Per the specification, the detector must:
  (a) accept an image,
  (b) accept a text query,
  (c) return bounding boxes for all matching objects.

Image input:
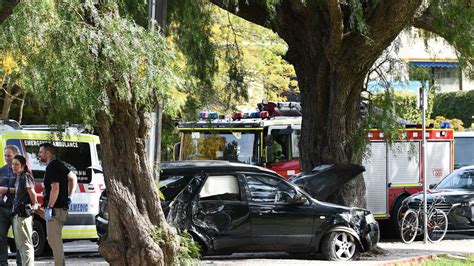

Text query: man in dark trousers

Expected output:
[0,145,21,266]
[38,143,77,266]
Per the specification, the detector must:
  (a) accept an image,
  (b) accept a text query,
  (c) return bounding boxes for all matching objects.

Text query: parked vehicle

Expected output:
[454,131,474,169]
[0,121,104,255]
[175,101,454,229]
[399,196,448,243]
[96,161,379,261]
[400,165,474,234]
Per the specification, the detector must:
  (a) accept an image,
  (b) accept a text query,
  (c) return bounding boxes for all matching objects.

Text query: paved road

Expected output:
[8,241,106,265]
[7,234,474,265]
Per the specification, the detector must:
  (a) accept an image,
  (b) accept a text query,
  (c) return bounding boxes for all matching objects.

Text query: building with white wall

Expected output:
[369,28,473,93]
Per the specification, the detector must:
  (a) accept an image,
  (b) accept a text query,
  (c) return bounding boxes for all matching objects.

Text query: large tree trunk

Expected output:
[274,1,423,208]
[283,23,368,207]
[96,89,179,265]
[210,1,423,207]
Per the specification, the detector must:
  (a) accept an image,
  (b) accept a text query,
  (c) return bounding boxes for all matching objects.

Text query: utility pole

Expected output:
[148,0,167,177]
[418,86,428,244]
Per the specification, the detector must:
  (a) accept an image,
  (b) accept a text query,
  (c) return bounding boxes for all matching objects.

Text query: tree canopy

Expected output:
[1,0,180,125]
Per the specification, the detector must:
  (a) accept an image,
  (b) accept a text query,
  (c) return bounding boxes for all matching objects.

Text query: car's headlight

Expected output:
[365,213,376,224]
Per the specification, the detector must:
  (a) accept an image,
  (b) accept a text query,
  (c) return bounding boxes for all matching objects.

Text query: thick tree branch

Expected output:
[209,0,270,29]
[413,11,473,65]
[0,0,19,24]
[340,0,422,73]
[326,0,344,60]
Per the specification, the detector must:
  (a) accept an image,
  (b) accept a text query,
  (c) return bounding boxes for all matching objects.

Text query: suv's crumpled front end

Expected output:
[289,164,365,201]
[325,207,379,252]
[355,209,380,252]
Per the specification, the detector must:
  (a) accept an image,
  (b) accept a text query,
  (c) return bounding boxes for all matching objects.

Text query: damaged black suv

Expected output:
[96,161,379,261]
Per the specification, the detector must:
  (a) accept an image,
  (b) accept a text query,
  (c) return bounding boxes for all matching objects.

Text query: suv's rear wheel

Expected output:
[321,231,359,261]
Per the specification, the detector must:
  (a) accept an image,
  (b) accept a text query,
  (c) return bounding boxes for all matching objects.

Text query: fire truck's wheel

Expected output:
[321,231,360,261]
[33,219,51,257]
[392,196,408,233]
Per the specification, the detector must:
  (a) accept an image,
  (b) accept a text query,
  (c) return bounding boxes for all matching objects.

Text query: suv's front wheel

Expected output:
[321,231,359,261]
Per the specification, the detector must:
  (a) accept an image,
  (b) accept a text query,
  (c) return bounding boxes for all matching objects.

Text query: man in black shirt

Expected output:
[39,143,77,266]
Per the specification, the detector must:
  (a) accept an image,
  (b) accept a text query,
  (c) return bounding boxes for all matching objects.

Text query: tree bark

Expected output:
[1,82,13,119]
[210,0,422,207]
[0,0,19,24]
[95,86,179,265]
[17,91,26,124]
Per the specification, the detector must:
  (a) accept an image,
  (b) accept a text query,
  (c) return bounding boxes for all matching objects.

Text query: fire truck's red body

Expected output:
[176,102,454,224]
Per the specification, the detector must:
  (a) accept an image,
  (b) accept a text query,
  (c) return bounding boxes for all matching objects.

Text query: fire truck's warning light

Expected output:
[198,112,220,120]
[257,100,302,117]
[440,121,451,129]
[249,112,260,118]
[232,112,243,121]
[198,112,206,119]
[260,111,269,119]
[208,112,218,120]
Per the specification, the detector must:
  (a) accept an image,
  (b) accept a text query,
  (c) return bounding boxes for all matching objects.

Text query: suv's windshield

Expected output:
[436,168,474,189]
[180,131,260,164]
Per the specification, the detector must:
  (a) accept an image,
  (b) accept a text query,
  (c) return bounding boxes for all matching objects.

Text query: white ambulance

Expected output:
[0,121,104,255]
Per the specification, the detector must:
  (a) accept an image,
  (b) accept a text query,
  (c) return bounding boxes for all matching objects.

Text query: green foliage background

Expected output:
[370,89,469,131]
[432,90,474,128]
[1,0,179,126]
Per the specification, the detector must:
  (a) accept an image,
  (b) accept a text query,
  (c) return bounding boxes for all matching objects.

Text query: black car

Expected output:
[96,161,379,261]
[401,165,474,233]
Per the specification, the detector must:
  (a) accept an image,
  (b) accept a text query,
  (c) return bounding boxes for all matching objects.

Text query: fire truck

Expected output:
[175,101,454,225]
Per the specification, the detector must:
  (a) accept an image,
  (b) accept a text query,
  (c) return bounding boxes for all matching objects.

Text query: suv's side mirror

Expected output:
[173,143,180,161]
[289,192,308,205]
[429,183,437,189]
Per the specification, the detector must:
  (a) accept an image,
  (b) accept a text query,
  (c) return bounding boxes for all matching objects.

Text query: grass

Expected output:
[420,254,474,265]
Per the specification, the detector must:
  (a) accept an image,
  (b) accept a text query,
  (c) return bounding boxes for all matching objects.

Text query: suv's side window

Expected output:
[245,174,296,204]
[199,175,241,201]
[159,175,193,202]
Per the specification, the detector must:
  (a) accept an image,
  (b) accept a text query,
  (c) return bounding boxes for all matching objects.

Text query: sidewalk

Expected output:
[202,235,474,265]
